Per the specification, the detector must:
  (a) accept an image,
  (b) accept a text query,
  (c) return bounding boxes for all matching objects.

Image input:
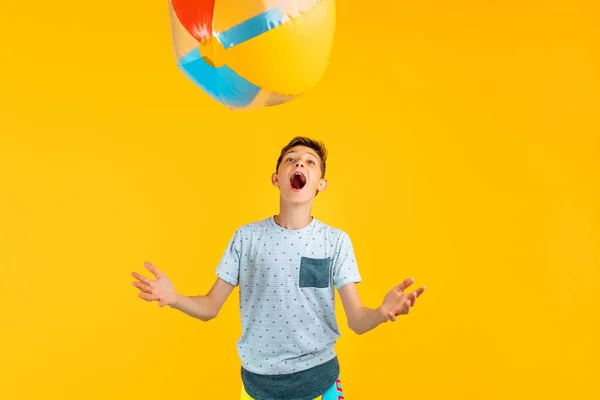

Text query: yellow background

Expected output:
[1,0,599,399]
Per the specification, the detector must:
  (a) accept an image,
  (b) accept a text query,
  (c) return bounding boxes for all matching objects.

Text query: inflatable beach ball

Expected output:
[169,0,336,110]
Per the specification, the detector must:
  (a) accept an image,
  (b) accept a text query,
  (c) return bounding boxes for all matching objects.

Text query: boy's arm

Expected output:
[133,262,237,321]
[171,277,236,322]
[338,277,426,335]
[338,283,387,335]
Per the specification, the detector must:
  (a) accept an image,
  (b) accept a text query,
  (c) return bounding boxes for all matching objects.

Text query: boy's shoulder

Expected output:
[234,216,273,232]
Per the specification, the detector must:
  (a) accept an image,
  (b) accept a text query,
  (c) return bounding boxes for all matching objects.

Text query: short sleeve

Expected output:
[331,231,362,289]
[215,229,242,286]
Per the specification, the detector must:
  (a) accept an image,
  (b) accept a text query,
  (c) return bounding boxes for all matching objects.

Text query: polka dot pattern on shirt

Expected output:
[216,216,362,375]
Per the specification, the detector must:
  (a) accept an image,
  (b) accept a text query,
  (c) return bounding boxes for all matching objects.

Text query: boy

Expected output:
[131,136,426,399]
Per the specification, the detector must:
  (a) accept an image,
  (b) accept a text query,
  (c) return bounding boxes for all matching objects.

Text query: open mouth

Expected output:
[290,172,307,190]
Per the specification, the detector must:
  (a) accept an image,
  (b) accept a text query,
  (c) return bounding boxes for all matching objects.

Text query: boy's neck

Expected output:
[274,200,314,230]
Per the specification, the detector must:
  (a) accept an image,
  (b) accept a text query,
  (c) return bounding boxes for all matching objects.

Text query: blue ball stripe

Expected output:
[216,8,286,48]
[177,48,261,109]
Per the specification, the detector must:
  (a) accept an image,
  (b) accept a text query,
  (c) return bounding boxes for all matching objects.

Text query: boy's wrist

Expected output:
[169,292,181,308]
[377,305,389,323]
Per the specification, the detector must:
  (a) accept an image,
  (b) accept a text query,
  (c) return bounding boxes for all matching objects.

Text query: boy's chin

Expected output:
[281,190,315,204]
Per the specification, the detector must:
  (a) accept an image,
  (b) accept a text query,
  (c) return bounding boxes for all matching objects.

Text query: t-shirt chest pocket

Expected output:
[298,256,331,288]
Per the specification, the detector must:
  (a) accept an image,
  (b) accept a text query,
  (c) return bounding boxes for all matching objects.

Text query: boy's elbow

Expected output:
[198,306,220,322]
[199,314,215,322]
[348,321,366,335]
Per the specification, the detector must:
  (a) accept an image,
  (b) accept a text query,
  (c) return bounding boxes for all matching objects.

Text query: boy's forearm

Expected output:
[348,306,387,335]
[170,294,219,322]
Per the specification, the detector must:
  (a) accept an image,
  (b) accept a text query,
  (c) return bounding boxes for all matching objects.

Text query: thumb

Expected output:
[158,295,167,307]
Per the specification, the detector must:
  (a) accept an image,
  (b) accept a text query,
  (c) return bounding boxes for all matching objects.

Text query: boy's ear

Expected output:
[271,173,279,187]
[318,178,328,192]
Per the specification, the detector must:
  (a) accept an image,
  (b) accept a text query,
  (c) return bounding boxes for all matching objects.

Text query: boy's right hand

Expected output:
[379,277,425,322]
[131,262,177,307]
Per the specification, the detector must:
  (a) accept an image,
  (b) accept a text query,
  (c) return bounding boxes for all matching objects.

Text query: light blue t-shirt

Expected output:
[215,216,362,376]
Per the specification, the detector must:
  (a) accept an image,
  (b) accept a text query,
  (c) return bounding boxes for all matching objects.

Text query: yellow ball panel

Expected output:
[222,0,335,95]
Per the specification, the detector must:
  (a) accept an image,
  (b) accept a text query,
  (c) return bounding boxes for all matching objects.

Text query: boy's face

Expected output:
[272,145,327,204]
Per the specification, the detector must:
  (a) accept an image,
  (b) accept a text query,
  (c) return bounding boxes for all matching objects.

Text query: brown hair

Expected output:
[275,136,328,178]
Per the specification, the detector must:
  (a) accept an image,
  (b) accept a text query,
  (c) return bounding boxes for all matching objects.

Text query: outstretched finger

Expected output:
[132,281,152,294]
[144,261,162,279]
[409,292,417,307]
[395,277,415,292]
[131,272,151,285]
[415,286,426,298]
[403,299,412,314]
[398,299,411,315]
[138,292,158,302]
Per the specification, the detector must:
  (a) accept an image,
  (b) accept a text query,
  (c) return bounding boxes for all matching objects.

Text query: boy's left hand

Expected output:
[379,277,426,322]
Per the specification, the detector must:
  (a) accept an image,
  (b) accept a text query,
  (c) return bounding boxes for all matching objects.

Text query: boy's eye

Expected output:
[308,160,315,165]
[286,158,294,162]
